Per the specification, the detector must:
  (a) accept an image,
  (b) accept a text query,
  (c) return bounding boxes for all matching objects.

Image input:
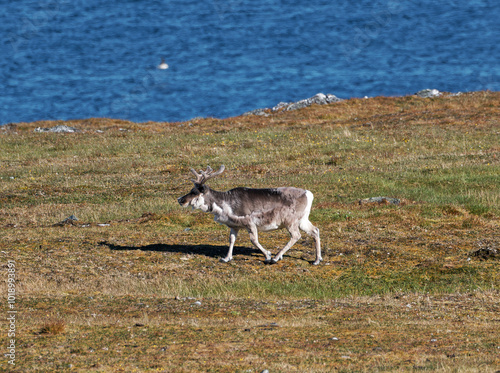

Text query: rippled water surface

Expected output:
[1,0,499,124]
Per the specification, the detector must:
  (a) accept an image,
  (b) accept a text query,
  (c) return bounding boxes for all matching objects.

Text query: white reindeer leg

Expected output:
[312,227,322,265]
[300,219,322,265]
[272,225,301,264]
[248,226,272,263]
[220,228,239,263]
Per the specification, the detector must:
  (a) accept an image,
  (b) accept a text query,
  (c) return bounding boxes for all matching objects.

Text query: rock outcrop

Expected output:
[34,125,80,133]
[272,93,342,112]
[415,89,441,98]
[244,93,342,116]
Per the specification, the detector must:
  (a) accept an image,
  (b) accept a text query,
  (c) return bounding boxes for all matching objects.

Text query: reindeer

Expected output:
[177,165,322,265]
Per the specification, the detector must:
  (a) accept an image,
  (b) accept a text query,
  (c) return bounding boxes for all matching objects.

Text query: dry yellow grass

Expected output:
[1,91,499,372]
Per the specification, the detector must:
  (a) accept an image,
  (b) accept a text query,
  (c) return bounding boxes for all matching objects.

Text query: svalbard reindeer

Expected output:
[177,165,322,265]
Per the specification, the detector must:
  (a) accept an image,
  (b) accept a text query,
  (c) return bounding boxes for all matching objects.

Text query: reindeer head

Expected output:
[177,165,225,211]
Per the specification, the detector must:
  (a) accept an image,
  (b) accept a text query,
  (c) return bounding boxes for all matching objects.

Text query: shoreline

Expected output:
[1,89,493,129]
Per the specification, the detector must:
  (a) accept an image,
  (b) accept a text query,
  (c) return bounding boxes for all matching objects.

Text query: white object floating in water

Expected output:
[157,58,169,69]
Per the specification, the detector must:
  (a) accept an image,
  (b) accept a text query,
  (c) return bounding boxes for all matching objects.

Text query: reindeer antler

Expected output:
[190,165,225,184]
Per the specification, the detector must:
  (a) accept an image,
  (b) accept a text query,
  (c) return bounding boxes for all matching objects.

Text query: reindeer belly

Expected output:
[211,202,283,231]
[257,222,281,232]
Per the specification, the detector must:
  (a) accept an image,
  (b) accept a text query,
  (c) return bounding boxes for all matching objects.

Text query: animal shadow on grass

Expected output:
[99,241,260,261]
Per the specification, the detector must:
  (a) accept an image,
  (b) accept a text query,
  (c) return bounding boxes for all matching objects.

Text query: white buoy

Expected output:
[157,58,169,69]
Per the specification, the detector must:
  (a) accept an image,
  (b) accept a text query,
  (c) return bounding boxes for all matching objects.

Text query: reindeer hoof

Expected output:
[270,258,279,264]
[219,257,231,263]
[264,258,272,265]
[312,257,323,265]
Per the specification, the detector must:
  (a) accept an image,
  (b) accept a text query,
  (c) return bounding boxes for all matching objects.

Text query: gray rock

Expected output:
[53,215,79,226]
[272,93,342,112]
[245,93,342,116]
[415,89,441,98]
[1,123,18,132]
[470,248,497,260]
[271,101,292,112]
[286,93,342,111]
[359,197,400,205]
[243,108,270,117]
[34,125,80,133]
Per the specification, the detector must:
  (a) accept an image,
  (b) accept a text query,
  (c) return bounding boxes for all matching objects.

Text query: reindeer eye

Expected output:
[192,184,205,194]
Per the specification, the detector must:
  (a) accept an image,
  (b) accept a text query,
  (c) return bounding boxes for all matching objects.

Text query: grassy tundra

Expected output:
[1,91,499,372]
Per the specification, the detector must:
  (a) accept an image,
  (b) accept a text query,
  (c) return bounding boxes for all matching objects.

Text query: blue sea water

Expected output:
[1,0,499,125]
